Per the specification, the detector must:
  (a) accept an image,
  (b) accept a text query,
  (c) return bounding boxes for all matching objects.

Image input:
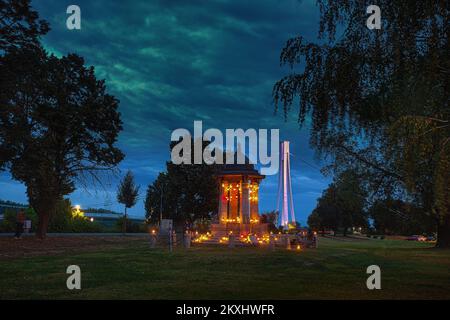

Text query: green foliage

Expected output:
[260,210,278,224]
[0,207,37,232]
[117,171,140,210]
[117,170,140,233]
[48,199,72,232]
[0,0,49,54]
[69,218,104,233]
[260,211,279,233]
[0,208,17,232]
[44,199,104,233]
[0,2,124,237]
[307,170,368,234]
[273,1,449,246]
[24,207,37,230]
[145,139,221,226]
[0,47,124,237]
[368,199,434,236]
[192,218,211,234]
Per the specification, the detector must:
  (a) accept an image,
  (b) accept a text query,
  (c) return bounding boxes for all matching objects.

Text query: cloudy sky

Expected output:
[0,0,331,224]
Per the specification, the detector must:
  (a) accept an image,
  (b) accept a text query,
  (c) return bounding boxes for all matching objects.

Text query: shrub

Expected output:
[0,208,17,232]
[116,217,146,233]
[48,199,72,232]
[69,217,104,233]
[48,199,105,233]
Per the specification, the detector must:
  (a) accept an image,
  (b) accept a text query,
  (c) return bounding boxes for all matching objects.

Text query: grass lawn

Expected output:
[0,237,449,299]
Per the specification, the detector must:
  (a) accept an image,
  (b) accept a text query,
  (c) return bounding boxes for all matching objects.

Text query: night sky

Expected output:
[0,0,331,224]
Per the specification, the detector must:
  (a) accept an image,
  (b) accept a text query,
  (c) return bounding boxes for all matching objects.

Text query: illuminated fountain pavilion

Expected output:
[211,160,269,237]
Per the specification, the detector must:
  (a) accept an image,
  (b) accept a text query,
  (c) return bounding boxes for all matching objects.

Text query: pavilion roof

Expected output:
[216,151,265,179]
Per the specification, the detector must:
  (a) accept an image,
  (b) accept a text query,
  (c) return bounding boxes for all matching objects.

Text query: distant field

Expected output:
[0,237,449,299]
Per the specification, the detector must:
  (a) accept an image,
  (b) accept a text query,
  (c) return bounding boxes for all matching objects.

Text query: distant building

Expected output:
[0,202,28,221]
[83,211,145,227]
[0,201,146,227]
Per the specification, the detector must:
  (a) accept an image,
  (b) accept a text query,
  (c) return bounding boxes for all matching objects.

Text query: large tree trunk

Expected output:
[436,215,450,248]
[27,186,58,239]
[33,196,57,239]
[36,210,51,239]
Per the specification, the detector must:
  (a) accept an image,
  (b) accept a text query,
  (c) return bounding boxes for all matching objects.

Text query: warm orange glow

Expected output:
[193,233,212,243]
[222,218,241,223]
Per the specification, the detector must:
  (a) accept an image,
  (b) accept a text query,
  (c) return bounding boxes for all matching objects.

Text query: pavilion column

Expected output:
[218,180,223,223]
[241,181,250,224]
[250,181,260,221]
[226,187,230,220]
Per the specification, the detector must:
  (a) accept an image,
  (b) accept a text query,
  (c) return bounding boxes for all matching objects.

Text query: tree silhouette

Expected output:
[308,170,367,235]
[0,0,49,53]
[145,140,221,227]
[0,47,124,238]
[274,1,449,247]
[117,171,140,233]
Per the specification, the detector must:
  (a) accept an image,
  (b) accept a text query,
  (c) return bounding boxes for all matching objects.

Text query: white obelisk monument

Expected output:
[277,141,296,228]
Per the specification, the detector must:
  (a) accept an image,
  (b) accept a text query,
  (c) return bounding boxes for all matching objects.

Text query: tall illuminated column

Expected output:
[277,141,296,228]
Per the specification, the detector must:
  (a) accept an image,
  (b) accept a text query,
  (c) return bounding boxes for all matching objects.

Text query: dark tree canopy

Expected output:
[0,0,49,53]
[0,47,124,237]
[117,170,140,209]
[145,140,221,227]
[117,170,140,233]
[275,1,449,246]
[368,199,434,236]
[1,1,123,238]
[307,170,368,234]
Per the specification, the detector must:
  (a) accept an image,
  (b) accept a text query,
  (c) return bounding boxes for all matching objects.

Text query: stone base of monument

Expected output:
[210,222,269,238]
[190,223,272,246]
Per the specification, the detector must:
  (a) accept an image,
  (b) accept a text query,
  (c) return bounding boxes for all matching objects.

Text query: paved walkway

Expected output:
[0,232,149,237]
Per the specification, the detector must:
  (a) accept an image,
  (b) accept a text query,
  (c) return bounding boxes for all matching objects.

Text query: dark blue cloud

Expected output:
[0,0,330,224]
